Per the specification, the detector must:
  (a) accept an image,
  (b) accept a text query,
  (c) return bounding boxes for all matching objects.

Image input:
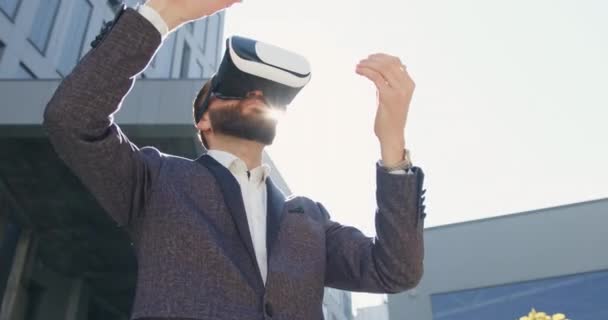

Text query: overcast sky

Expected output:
[223,0,608,313]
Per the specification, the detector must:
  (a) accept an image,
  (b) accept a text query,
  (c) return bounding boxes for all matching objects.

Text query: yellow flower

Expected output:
[519,309,569,320]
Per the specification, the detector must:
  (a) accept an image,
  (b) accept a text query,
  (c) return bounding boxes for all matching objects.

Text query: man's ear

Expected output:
[196,112,212,132]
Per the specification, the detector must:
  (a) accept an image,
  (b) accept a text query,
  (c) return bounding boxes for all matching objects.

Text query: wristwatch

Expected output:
[90,3,127,48]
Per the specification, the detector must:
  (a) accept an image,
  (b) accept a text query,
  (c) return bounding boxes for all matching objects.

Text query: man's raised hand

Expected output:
[356,53,416,166]
[145,0,241,31]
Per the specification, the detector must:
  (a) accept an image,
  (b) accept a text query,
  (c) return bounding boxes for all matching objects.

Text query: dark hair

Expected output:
[193,79,213,149]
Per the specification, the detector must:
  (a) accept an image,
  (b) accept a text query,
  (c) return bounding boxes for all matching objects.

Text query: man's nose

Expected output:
[246,90,264,98]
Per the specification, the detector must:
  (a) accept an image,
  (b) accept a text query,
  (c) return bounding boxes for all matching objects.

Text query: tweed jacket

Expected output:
[42,7,426,320]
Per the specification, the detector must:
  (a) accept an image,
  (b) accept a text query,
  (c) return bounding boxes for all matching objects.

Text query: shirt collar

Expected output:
[206,149,271,185]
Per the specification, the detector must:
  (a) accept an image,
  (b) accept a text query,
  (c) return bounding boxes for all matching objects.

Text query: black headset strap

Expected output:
[195,76,218,123]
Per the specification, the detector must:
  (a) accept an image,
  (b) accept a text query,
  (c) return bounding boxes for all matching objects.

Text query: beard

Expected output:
[208,98,278,145]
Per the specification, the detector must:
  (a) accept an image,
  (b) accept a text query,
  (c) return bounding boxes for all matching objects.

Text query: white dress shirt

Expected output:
[207,149,272,285]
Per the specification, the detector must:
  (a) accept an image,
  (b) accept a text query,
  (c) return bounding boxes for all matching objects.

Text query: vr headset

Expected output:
[195,35,312,123]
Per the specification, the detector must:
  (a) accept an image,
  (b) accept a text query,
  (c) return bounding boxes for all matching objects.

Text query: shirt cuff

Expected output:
[136,3,169,40]
[378,149,413,175]
[378,160,414,174]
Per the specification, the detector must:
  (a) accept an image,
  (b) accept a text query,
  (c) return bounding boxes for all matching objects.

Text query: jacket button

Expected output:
[264,302,274,317]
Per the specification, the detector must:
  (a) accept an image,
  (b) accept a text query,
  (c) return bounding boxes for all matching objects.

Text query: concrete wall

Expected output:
[388,198,608,319]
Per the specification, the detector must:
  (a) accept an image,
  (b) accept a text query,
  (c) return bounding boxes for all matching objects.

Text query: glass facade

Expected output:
[16,62,36,78]
[180,42,191,78]
[200,18,209,53]
[0,39,5,63]
[57,0,92,76]
[431,270,608,320]
[195,61,205,78]
[211,14,221,63]
[0,218,21,304]
[150,32,176,78]
[0,0,21,20]
[28,0,61,54]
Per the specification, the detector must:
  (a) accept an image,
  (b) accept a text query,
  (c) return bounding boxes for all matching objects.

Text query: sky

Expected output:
[223,0,608,313]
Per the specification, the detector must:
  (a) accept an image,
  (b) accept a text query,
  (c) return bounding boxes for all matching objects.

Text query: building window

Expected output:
[0,40,5,63]
[0,219,21,305]
[431,269,608,320]
[180,42,191,78]
[57,0,92,76]
[106,0,122,10]
[201,18,209,53]
[212,14,222,67]
[28,0,61,54]
[155,32,177,77]
[150,55,157,67]
[196,61,205,78]
[0,0,22,20]
[16,62,37,79]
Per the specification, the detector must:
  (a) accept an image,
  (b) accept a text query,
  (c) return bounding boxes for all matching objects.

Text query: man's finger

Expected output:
[356,65,390,91]
[368,53,404,71]
[368,53,401,64]
[367,55,409,86]
[357,59,401,88]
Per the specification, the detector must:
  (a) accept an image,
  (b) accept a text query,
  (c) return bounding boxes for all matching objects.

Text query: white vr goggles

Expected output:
[195,35,312,122]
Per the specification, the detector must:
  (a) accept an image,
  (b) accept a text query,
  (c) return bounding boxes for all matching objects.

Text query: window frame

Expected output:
[17,62,37,79]
[0,0,23,22]
[180,42,191,78]
[27,0,62,55]
[56,0,93,77]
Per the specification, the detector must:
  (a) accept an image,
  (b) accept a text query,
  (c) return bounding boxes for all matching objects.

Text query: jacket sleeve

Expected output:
[322,165,426,294]
[42,8,164,231]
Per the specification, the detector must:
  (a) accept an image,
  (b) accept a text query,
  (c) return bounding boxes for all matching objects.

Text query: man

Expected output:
[43,0,426,319]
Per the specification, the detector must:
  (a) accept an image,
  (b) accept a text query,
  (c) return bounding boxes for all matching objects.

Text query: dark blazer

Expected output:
[42,7,426,320]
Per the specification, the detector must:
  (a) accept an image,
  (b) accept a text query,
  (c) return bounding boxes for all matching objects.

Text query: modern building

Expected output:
[0,0,225,80]
[324,287,353,320]
[0,1,352,319]
[388,198,608,320]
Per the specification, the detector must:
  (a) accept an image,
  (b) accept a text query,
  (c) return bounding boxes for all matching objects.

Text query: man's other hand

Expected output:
[145,0,241,31]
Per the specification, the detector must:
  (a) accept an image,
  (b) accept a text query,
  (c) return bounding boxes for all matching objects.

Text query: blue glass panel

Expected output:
[180,42,191,78]
[29,0,61,53]
[0,40,5,63]
[15,62,36,79]
[0,0,21,19]
[431,270,608,320]
[57,0,92,76]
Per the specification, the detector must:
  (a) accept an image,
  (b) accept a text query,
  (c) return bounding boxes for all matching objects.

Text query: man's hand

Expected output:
[356,53,415,167]
[145,0,241,31]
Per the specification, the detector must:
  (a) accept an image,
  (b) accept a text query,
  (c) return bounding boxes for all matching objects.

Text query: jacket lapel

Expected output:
[195,154,263,288]
[265,177,286,258]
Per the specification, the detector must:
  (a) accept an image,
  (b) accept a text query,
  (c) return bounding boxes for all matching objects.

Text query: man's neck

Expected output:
[209,134,265,170]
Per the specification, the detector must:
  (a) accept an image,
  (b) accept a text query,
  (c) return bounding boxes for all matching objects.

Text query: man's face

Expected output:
[206,91,282,145]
